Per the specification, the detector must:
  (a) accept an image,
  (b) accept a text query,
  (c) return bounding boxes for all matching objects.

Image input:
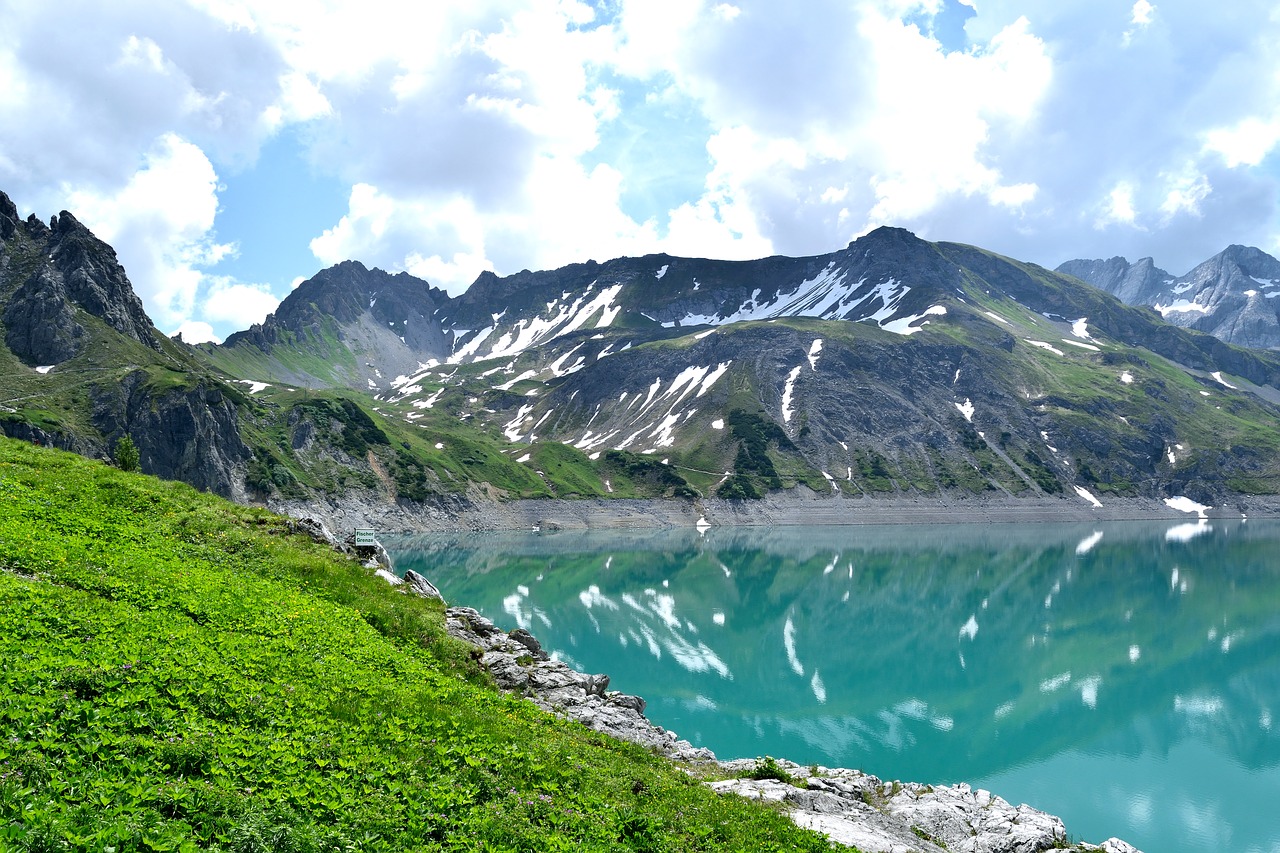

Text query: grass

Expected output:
[0,437,834,852]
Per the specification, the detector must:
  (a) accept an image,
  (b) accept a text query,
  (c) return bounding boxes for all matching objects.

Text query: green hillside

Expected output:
[0,438,828,852]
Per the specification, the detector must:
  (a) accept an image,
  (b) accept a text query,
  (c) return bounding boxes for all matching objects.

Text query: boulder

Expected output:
[403,570,445,603]
[508,627,549,660]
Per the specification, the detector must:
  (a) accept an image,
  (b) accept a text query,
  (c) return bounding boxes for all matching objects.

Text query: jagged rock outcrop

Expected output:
[1,193,157,364]
[443,606,708,760]
[402,569,444,602]
[0,191,19,241]
[1059,245,1280,350]
[90,372,251,499]
[1056,256,1173,306]
[712,759,1139,853]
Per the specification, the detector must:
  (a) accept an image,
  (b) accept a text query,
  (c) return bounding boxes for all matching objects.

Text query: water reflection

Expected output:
[387,520,1280,853]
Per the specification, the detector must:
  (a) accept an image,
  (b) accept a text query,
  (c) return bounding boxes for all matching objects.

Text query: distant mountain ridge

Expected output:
[1058,245,1280,350]
[213,260,451,390]
[6,184,1280,513]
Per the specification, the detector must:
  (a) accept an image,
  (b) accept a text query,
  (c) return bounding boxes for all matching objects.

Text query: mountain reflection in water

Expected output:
[387,520,1280,853]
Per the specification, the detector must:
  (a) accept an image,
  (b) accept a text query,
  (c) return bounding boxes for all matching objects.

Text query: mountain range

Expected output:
[1057,245,1280,350]
[4,187,1280,519]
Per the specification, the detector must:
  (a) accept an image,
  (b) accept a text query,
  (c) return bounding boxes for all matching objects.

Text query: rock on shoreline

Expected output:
[440,605,1144,853]
[445,606,715,762]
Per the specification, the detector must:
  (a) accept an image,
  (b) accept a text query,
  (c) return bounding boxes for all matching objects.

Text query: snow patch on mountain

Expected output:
[1154,299,1212,318]
[451,284,625,364]
[1025,340,1065,356]
[1210,371,1237,390]
[781,366,802,424]
[807,339,823,370]
[881,304,946,335]
[571,362,732,452]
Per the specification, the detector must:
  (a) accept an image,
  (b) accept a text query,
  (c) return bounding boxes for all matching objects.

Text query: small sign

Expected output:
[354,528,377,547]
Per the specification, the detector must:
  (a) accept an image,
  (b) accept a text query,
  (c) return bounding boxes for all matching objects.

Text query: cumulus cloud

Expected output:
[66,133,231,327]
[1123,0,1157,44]
[202,277,281,328]
[1096,182,1140,229]
[172,320,220,345]
[4,0,1280,336]
[1204,117,1280,168]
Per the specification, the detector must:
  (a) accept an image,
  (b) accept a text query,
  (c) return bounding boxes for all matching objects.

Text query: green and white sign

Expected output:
[354,528,377,547]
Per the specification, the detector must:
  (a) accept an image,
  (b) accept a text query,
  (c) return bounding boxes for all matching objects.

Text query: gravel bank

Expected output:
[275,486,1280,535]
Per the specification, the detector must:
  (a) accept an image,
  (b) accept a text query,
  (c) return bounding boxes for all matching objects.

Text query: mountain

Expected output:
[1,196,157,365]
[0,191,658,507]
[1058,245,1280,350]
[5,185,1280,514]
[206,260,452,390]
[0,190,251,495]
[363,229,1280,508]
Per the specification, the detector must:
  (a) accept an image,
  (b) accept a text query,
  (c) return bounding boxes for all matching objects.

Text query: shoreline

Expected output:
[276,487,1280,535]
[438,602,1142,853]
[300,508,1158,851]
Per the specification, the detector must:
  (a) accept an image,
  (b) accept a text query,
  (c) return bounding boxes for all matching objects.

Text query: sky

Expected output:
[2,0,1279,343]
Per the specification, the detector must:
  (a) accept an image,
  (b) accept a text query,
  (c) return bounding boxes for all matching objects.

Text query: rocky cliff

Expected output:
[0,191,249,496]
[0,193,157,365]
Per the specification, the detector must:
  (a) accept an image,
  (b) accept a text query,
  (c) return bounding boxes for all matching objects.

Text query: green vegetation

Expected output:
[744,757,795,786]
[716,409,793,499]
[113,435,140,472]
[0,438,832,852]
[600,450,699,499]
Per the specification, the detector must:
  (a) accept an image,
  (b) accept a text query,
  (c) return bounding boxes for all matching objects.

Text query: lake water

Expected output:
[387,520,1280,853]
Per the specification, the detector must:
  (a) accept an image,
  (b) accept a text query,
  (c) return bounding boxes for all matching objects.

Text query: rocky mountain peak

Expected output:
[1060,244,1280,350]
[1,192,158,364]
[215,260,452,390]
[1056,256,1174,306]
[1209,244,1280,278]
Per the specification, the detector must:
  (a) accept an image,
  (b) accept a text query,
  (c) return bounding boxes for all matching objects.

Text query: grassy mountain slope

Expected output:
[0,437,829,852]
[388,282,1280,505]
[0,197,686,505]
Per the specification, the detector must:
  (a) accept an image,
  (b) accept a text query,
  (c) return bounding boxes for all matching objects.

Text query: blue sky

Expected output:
[2,0,1279,342]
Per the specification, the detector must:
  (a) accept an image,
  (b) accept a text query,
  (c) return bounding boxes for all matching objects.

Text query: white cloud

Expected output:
[1203,116,1280,168]
[66,134,231,326]
[1096,181,1140,229]
[1131,0,1156,26]
[310,184,493,293]
[1159,170,1211,219]
[1122,1,1156,45]
[712,4,742,22]
[5,0,1280,335]
[858,13,1051,224]
[171,320,221,344]
[202,278,281,328]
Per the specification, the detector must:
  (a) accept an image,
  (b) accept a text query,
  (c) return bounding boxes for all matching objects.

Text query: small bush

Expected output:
[745,756,795,785]
[113,434,140,472]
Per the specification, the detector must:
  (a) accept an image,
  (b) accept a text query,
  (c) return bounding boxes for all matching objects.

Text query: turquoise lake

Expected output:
[387,520,1280,853]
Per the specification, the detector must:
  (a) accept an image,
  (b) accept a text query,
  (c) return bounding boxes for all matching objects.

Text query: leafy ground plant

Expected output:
[0,437,834,852]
